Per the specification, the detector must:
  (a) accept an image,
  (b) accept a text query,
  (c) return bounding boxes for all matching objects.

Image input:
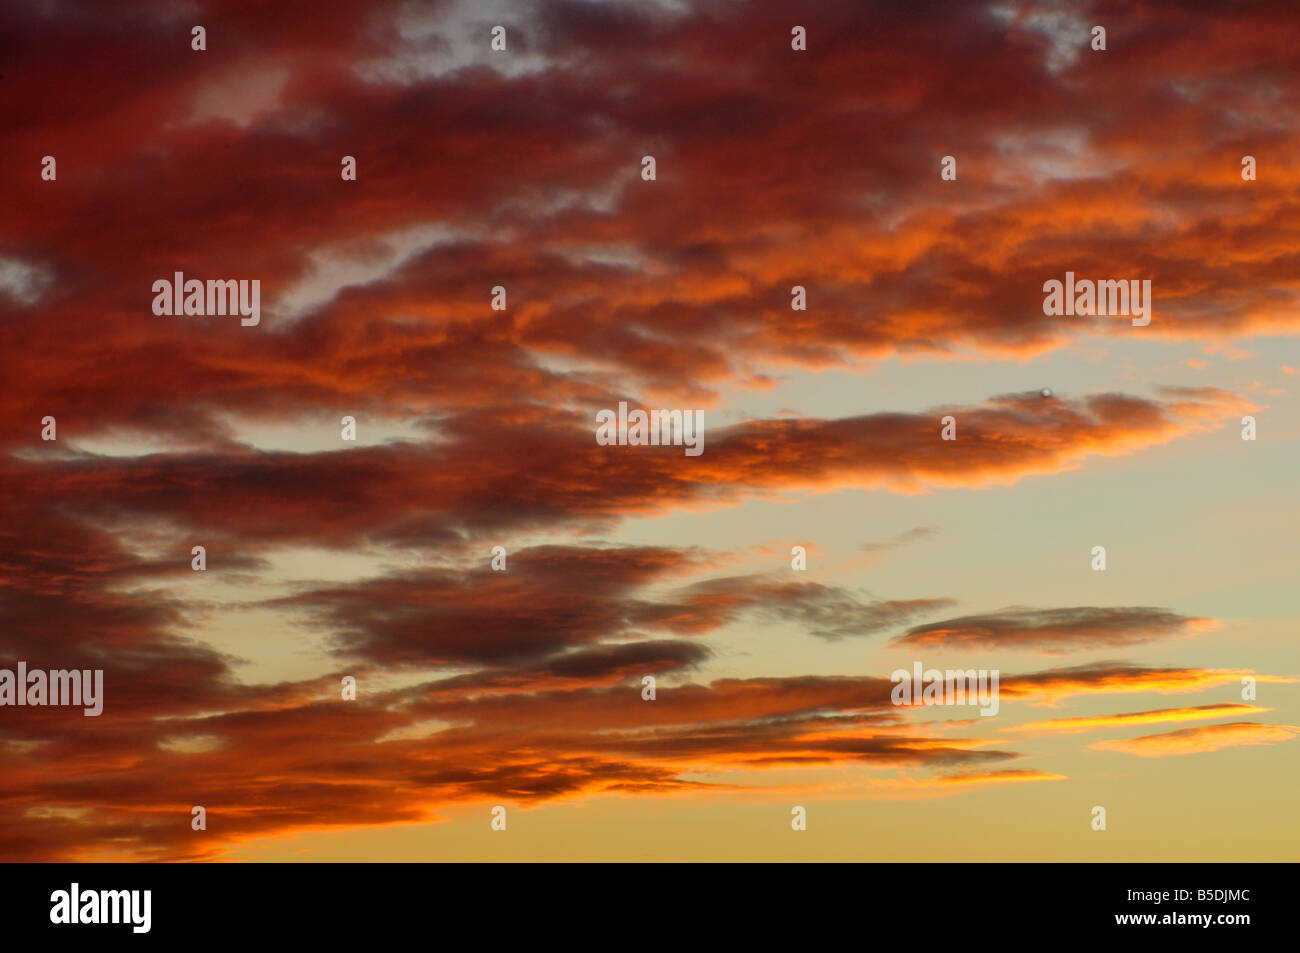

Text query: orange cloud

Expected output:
[1089,722,1300,757]
[1000,664,1295,706]
[3,0,1299,864]
[1005,703,1271,734]
[932,769,1067,786]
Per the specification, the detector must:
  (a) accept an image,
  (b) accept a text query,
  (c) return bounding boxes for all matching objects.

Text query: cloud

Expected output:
[892,606,1217,653]
[1089,722,1300,757]
[671,576,953,641]
[999,663,1295,705]
[0,389,1251,559]
[1005,702,1271,734]
[3,0,1298,862]
[931,768,1067,786]
[860,526,941,553]
[0,665,1024,860]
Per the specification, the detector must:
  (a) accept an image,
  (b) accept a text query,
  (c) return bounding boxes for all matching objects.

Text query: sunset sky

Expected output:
[2,0,1298,862]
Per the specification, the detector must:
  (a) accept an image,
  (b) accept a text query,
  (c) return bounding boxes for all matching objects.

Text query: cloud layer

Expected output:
[1,0,1295,859]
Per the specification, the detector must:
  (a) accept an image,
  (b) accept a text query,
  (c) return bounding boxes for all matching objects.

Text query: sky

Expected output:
[1,0,1298,862]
